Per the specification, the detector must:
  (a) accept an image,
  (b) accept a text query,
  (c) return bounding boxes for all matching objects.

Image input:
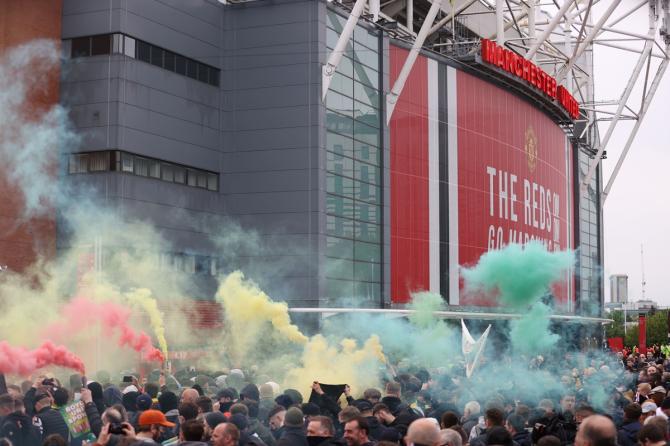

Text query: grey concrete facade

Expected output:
[59,0,340,306]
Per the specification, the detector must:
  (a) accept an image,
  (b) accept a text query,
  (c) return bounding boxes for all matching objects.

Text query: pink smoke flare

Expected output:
[0,340,85,375]
[45,297,164,363]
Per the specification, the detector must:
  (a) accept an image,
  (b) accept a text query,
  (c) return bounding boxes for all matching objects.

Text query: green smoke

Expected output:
[510,302,559,355]
[461,242,573,309]
[408,292,446,328]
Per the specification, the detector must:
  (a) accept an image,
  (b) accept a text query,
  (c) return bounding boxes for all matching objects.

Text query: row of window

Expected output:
[67,150,219,192]
[67,33,220,87]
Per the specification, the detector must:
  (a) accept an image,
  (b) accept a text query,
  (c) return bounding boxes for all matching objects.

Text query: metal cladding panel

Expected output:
[454,70,574,309]
[389,46,430,304]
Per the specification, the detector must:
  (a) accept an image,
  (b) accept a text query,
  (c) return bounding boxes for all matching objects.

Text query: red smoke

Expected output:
[0,340,85,375]
[45,297,164,363]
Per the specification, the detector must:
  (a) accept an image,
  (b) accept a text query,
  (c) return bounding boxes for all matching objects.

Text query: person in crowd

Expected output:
[405,418,440,446]
[505,414,529,446]
[0,395,42,446]
[640,401,658,424]
[342,417,372,446]
[267,406,286,441]
[212,423,240,446]
[470,407,505,446]
[204,412,227,442]
[574,415,617,446]
[617,403,641,446]
[637,421,667,446]
[351,400,391,441]
[135,409,176,445]
[439,429,463,446]
[307,415,344,446]
[461,401,481,435]
[33,390,69,442]
[362,390,381,406]
[182,390,200,406]
[277,407,307,446]
[179,419,207,446]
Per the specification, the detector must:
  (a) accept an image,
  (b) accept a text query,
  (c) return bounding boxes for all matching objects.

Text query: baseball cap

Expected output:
[641,401,658,414]
[138,409,176,427]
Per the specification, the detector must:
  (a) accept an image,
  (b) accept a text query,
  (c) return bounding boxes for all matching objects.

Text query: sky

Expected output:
[588,2,670,305]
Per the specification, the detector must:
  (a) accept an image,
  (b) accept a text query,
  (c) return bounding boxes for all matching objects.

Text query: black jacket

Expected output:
[513,430,531,446]
[84,401,102,437]
[308,437,345,446]
[365,416,393,441]
[35,406,70,442]
[277,426,308,446]
[0,411,42,446]
[618,421,641,446]
[249,418,276,446]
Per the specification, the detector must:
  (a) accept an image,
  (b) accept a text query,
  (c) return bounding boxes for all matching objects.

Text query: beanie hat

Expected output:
[158,391,179,413]
[259,383,274,400]
[284,407,304,428]
[229,413,248,431]
[205,411,227,429]
[275,394,293,409]
[284,389,303,405]
[241,384,260,402]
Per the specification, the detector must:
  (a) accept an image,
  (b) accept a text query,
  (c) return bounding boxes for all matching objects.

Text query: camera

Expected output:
[109,423,125,435]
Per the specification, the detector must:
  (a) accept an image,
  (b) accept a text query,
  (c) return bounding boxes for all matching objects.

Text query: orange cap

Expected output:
[138,410,176,427]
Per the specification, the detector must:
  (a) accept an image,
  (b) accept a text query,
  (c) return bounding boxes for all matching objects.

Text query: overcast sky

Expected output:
[588,3,670,305]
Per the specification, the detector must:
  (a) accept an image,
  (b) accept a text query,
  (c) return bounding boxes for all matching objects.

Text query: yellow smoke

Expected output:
[125,288,169,358]
[216,271,307,350]
[284,334,386,397]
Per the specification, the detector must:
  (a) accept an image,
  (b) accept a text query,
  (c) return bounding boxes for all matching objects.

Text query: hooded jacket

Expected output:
[365,416,393,441]
[248,418,276,446]
[0,411,42,446]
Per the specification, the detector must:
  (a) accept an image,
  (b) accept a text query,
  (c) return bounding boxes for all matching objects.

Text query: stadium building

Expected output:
[5,0,669,333]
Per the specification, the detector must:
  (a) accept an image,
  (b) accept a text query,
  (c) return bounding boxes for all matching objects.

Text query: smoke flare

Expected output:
[44,296,164,363]
[126,288,169,358]
[0,340,85,375]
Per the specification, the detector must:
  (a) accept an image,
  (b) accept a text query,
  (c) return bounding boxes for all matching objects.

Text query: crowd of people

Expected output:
[0,346,668,446]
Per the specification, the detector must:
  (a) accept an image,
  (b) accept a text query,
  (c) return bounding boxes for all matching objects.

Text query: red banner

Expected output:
[608,337,623,352]
[639,314,647,354]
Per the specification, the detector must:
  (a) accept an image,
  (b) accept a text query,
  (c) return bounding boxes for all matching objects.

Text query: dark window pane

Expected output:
[209,70,220,87]
[91,35,111,55]
[187,60,198,79]
[174,166,186,184]
[207,173,218,191]
[161,163,174,182]
[89,151,109,171]
[134,157,149,177]
[136,41,150,62]
[196,171,207,188]
[164,51,176,71]
[71,37,91,58]
[121,153,133,172]
[175,55,186,75]
[148,159,160,178]
[187,169,197,186]
[198,64,209,83]
[150,46,164,67]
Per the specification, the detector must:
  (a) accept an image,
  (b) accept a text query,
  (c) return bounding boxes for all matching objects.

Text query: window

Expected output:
[136,40,150,63]
[175,55,187,75]
[164,51,176,72]
[69,154,88,173]
[186,59,198,79]
[66,34,220,86]
[134,157,149,177]
[71,37,90,57]
[161,163,175,182]
[150,46,164,67]
[187,169,197,187]
[121,152,134,172]
[89,152,109,171]
[174,166,186,184]
[148,159,160,178]
[198,63,209,83]
[207,173,218,191]
[91,35,111,55]
[196,171,207,189]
